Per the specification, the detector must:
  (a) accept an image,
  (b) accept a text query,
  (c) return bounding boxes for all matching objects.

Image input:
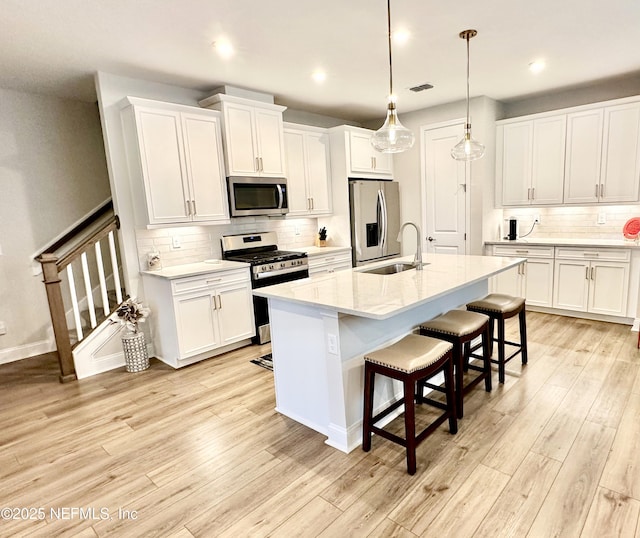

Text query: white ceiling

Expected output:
[2,0,640,122]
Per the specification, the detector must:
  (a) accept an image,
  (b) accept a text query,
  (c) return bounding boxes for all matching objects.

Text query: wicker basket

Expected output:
[122,332,149,372]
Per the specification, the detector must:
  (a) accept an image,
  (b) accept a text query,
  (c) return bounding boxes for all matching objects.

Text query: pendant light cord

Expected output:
[465,33,470,129]
[387,0,393,99]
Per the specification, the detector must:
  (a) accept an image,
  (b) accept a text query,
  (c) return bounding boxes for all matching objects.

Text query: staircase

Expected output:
[36,201,130,382]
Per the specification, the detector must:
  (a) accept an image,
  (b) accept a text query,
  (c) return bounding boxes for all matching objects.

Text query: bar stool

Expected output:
[466,293,528,384]
[362,334,457,475]
[418,310,492,419]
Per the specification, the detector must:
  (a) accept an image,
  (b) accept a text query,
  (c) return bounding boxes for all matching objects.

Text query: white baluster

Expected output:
[108,231,123,303]
[67,265,84,341]
[95,241,109,317]
[81,252,97,329]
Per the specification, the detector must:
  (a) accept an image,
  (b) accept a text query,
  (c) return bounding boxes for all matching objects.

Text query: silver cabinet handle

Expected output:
[206,278,222,284]
[591,267,595,280]
[585,266,589,280]
[255,157,260,172]
[531,187,535,200]
[600,184,604,198]
[186,200,191,216]
[527,187,531,200]
[217,295,222,309]
[310,197,314,210]
[259,157,264,172]
[427,236,436,242]
[192,200,196,215]
[516,250,529,254]
[583,252,599,257]
[595,184,599,198]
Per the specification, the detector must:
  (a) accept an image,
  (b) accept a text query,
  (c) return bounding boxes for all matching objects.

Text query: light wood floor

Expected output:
[3,311,640,537]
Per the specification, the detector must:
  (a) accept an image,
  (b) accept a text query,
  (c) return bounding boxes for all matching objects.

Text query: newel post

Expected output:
[39,254,76,383]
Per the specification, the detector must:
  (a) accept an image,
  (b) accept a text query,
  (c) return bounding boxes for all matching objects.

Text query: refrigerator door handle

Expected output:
[380,188,388,250]
[376,189,385,253]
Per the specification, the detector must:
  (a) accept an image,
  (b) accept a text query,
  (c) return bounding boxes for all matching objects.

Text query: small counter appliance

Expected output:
[507,218,518,241]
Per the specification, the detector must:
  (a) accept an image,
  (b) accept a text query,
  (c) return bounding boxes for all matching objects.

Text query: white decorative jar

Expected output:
[122,332,149,372]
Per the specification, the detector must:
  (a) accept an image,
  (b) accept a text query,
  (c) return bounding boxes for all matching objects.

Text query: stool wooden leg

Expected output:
[362,365,375,452]
[488,317,495,357]
[497,318,506,384]
[453,341,464,419]
[403,379,417,475]
[482,324,492,392]
[444,358,458,435]
[519,308,528,365]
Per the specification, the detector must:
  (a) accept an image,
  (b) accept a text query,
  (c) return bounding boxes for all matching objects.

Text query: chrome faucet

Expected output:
[397,222,423,270]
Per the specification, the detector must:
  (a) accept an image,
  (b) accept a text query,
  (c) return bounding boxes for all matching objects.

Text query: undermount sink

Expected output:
[361,262,425,275]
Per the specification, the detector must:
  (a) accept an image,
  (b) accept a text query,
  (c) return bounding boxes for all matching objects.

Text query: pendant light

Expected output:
[370,0,414,153]
[451,29,485,161]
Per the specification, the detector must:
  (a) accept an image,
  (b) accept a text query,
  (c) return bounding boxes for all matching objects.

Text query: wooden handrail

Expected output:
[36,207,124,383]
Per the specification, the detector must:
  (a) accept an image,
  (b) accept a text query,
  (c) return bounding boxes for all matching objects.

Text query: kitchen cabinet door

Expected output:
[216,280,255,345]
[254,107,286,177]
[174,293,219,358]
[600,102,640,203]
[553,259,590,312]
[531,116,566,205]
[284,126,332,216]
[589,261,629,316]
[224,102,260,176]
[564,109,604,204]
[135,107,190,223]
[283,130,308,215]
[349,130,393,176]
[523,258,554,307]
[501,122,532,206]
[181,113,229,221]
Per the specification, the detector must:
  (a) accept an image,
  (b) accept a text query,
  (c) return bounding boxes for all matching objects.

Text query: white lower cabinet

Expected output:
[142,267,255,367]
[553,248,630,316]
[308,250,352,275]
[491,245,554,307]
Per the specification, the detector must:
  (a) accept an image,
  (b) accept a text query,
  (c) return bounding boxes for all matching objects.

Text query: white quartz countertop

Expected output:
[140,260,249,279]
[289,245,352,256]
[485,238,640,248]
[253,253,523,320]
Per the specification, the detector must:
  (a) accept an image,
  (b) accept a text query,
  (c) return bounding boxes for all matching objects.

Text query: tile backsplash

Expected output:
[135,217,321,270]
[501,205,640,240]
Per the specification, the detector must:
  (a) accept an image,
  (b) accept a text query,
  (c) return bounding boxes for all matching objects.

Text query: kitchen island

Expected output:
[254,253,524,453]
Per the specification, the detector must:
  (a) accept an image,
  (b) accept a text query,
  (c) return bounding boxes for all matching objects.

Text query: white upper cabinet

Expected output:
[120,97,229,225]
[199,94,287,178]
[499,115,565,206]
[600,102,640,202]
[349,129,393,176]
[564,109,604,203]
[499,96,640,207]
[284,124,332,216]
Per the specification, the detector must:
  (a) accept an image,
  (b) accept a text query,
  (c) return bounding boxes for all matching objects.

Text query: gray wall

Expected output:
[0,87,111,362]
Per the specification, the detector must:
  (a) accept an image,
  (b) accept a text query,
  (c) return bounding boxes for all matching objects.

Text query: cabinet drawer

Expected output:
[555,247,630,262]
[308,253,352,269]
[493,245,554,258]
[171,268,250,295]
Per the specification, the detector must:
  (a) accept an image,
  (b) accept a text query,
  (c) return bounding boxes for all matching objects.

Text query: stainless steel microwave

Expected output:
[227,176,289,217]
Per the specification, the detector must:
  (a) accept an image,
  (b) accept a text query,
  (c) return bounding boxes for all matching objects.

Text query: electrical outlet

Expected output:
[533,214,540,224]
[597,213,606,225]
[171,236,181,249]
[0,321,6,335]
[294,225,301,236]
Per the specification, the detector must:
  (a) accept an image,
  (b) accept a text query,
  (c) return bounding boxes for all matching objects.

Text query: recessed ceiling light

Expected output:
[529,60,546,74]
[312,70,326,83]
[212,38,234,59]
[393,29,410,45]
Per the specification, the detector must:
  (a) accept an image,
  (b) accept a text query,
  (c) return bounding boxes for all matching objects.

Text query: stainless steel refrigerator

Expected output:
[349,179,401,266]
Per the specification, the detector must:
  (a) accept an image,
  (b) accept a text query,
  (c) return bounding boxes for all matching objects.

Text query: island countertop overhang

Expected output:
[253,253,524,320]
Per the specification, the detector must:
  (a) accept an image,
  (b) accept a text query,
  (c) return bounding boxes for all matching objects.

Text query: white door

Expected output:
[423,122,467,254]
[217,282,255,344]
[305,131,332,214]
[283,129,309,215]
[524,258,554,307]
[564,109,603,204]
[588,261,629,316]
[553,259,590,311]
[254,108,285,176]
[175,293,218,358]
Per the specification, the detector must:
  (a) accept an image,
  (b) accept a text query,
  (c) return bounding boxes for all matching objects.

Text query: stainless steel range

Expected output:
[221,232,309,344]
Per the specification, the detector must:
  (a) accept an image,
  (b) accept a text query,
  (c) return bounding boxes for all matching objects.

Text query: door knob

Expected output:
[427,236,436,242]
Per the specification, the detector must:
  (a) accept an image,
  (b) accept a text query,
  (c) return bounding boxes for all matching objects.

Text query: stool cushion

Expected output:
[467,293,525,314]
[365,334,453,374]
[420,309,489,337]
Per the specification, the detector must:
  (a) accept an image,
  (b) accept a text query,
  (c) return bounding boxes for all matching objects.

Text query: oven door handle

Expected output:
[254,266,308,280]
[276,184,284,209]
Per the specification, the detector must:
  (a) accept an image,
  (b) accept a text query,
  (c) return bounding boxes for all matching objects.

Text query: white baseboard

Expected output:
[0,339,56,365]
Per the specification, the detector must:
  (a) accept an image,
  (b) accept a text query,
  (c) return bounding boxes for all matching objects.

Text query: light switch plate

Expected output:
[597,213,606,224]
[171,236,181,249]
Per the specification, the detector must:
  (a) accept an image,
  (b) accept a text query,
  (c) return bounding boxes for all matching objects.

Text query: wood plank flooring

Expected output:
[2,311,640,537]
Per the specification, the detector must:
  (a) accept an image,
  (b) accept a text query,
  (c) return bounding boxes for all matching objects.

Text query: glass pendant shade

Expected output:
[452,29,485,162]
[371,101,415,153]
[371,0,414,154]
[451,126,485,161]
